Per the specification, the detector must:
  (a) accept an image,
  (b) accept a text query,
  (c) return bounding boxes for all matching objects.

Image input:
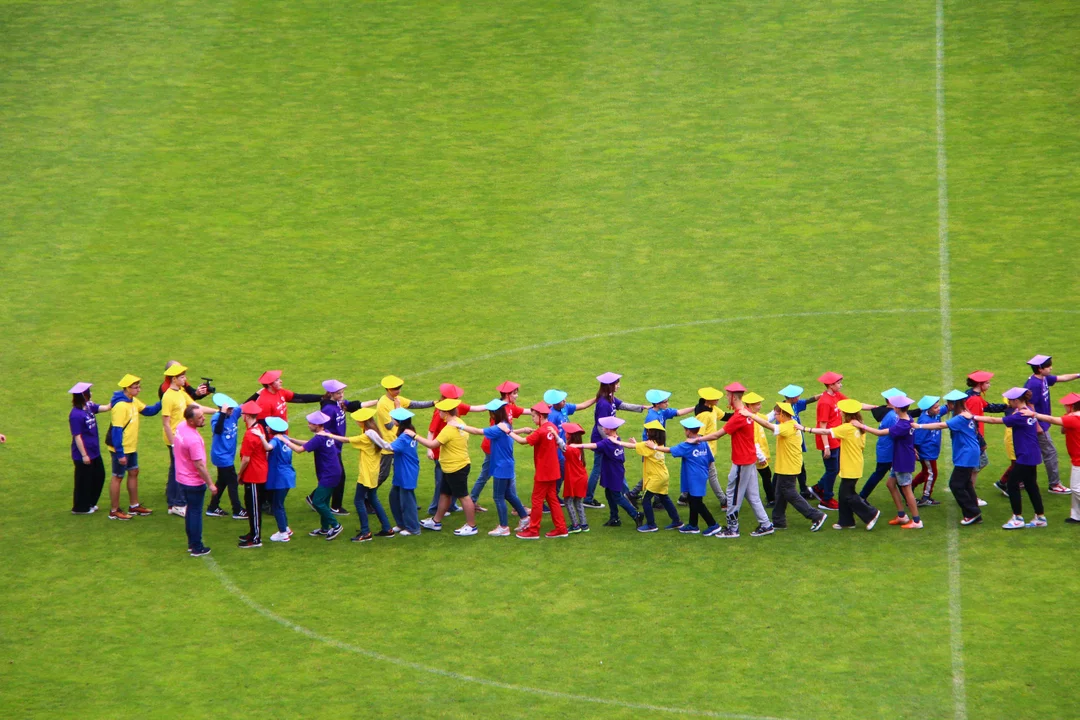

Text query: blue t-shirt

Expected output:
[265,437,296,490]
[875,410,897,463]
[914,408,944,460]
[390,434,420,489]
[548,402,577,460]
[947,414,980,468]
[642,407,678,440]
[483,424,516,479]
[211,410,240,468]
[889,418,916,473]
[671,441,714,497]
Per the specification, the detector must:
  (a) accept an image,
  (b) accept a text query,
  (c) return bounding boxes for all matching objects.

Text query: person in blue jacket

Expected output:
[386,408,423,536]
[859,388,904,500]
[265,416,296,542]
[206,394,245,519]
[106,375,161,519]
[913,396,945,506]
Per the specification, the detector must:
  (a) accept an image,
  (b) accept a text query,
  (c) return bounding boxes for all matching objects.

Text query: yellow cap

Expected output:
[435,398,461,412]
[164,364,188,377]
[776,402,795,417]
[837,399,863,414]
[381,375,404,389]
[643,420,665,431]
[351,408,376,422]
[118,374,141,388]
[742,391,764,404]
[697,386,722,401]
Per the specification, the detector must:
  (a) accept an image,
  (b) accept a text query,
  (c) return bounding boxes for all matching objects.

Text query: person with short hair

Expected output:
[157,360,209,401]
[809,371,847,510]
[417,398,481,535]
[516,402,569,540]
[912,391,983,525]
[775,385,820,499]
[264,416,296,542]
[745,403,827,532]
[543,389,597,507]
[1022,354,1080,494]
[206,394,245,519]
[236,400,273,547]
[161,364,216,517]
[803,400,882,531]
[667,418,720,535]
[68,382,112,515]
[386,408,423,536]
[424,384,478,516]
[913,396,945,506]
[372,375,435,490]
[106,374,161,520]
[173,405,218,556]
[246,370,323,422]
[1020,391,1080,523]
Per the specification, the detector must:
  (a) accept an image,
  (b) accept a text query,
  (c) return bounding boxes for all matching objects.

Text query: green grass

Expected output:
[2,1,1078,719]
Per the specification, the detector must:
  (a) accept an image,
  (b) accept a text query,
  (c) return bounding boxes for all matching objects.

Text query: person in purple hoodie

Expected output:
[583,372,644,508]
[1022,354,1080,494]
[68,382,113,514]
[859,395,922,529]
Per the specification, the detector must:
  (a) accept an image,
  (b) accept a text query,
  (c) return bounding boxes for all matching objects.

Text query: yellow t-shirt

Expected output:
[635,443,670,494]
[161,388,195,446]
[753,415,771,468]
[348,432,383,488]
[773,421,803,476]
[830,422,866,479]
[696,408,720,456]
[436,421,470,473]
[376,394,411,455]
[1004,427,1015,462]
[108,397,146,454]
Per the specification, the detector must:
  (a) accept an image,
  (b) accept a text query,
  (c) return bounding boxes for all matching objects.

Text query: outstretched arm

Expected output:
[971,415,1003,425]
[698,429,727,442]
[568,442,598,450]
[574,397,597,411]
[1020,408,1064,426]
[852,421,887,436]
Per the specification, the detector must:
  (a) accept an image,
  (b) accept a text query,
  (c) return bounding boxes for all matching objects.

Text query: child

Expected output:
[68,382,112,515]
[913,396,945,506]
[478,399,531,537]
[561,423,590,532]
[416,398,481,536]
[628,389,694,507]
[237,400,271,548]
[970,388,1046,529]
[965,370,1007,500]
[319,408,395,542]
[471,381,527,511]
[742,392,774,507]
[264,416,296,542]
[106,374,161,520]
[206,394,245,519]
[912,391,982,525]
[635,420,683,531]
[1022,391,1080,523]
[804,399,881,530]
[584,372,645,507]
[277,410,344,541]
[387,408,422,536]
[746,403,827,531]
[517,402,570,540]
[776,384,820,499]
[570,415,644,527]
[859,388,904,501]
[668,418,721,536]
[691,386,728,508]
[860,395,923,529]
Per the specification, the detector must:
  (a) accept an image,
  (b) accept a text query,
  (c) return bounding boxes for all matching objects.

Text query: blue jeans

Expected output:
[493,476,528,527]
[167,447,186,507]
[428,461,459,515]
[586,452,604,502]
[182,484,206,552]
[860,461,892,499]
[270,488,290,533]
[642,491,681,526]
[389,486,420,534]
[605,487,638,522]
[818,450,840,500]
[468,455,492,503]
[355,484,391,534]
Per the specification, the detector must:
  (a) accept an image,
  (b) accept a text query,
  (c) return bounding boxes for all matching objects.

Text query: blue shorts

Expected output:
[894,471,913,487]
[111,451,138,476]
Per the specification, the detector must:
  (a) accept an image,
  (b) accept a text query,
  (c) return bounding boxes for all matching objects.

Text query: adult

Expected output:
[517,402,569,539]
[105,374,161,520]
[157,360,210,401]
[964,370,1006,501]
[1023,354,1080,494]
[161,364,216,517]
[417,398,480,535]
[173,406,218,556]
[471,380,527,510]
[69,382,112,514]
[372,375,434,488]
[246,370,323,422]
[584,372,644,507]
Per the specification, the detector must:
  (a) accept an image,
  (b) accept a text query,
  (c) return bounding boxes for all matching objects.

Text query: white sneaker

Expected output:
[453,524,478,536]
[285,527,293,537]
[1002,516,1025,530]
[515,517,530,532]
[90,505,99,513]
[392,526,401,533]
[977,498,988,507]
[270,531,290,542]
[398,529,413,536]
[488,525,511,536]
[168,506,187,517]
[420,518,442,531]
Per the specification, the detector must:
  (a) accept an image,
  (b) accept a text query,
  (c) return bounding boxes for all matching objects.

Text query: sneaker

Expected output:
[976,498,988,507]
[888,516,907,526]
[832,523,854,530]
[488,526,511,536]
[818,498,839,511]
[420,518,442,531]
[580,524,590,532]
[1065,517,1080,524]
[205,507,227,518]
[678,525,701,534]
[634,513,646,527]
[627,493,641,510]
[325,524,344,541]
[308,528,328,537]
[701,523,722,537]
[373,529,394,538]
[866,510,881,531]
[168,506,187,517]
[108,509,132,520]
[453,524,478,536]
[637,524,659,533]
[238,533,253,542]
[232,509,249,520]
[1025,516,1048,528]
[994,480,1009,497]
[330,507,350,515]
[811,514,828,532]
[1048,483,1071,495]
[663,522,684,530]
[398,529,415,536]
[582,498,605,509]
[676,493,689,507]
[766,501,775,508]
[71,509,93,515]
[285,527,293,537]
[515,529,540,540]
[515,517,531,532]
[901,520,924,529]
[545,529,569,538]
[960,515,982,526]
[750,524,775,537]
[917,496,941,507]
[567,525,582,534]
[189,547,211,557]
[128,504,153,516]
[1002,516,1025,530]
[602,518,621,527]
[350,532,373,542]
[238,538,262,548]
[800,490,815,501]
[808,485,824,503]
[90,505,99,513]
[270,531,290,542]
[716,527,740,538]
[474,504,488,513]
[305,494,315,510]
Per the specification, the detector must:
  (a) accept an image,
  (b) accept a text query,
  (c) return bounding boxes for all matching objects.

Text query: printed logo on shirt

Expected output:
[691,448,709,459]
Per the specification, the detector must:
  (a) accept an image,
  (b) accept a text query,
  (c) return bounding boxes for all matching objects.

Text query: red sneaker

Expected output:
[888,516,906,526]
[515,529,540,540]
[545,529,569,539]
[819,498,839,510]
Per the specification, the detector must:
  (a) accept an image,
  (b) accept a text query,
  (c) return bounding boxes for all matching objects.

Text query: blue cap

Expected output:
[645,389,671,405]
[265,417,289,433]
[917,395,940,411]
[485,399,508,412]
[543,389,567,405]
[943,390,968,402]
[680,417,704,430]
[389,408,414,422]
[881,387,905,399]
[212,393,237,409]
[778,385,804,398]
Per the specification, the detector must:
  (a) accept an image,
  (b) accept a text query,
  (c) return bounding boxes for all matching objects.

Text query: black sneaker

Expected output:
[205,508,227,518]
[1064,517,1080,524]
[308,528,328,537]
[800,490,815,501]
[750,524,775,537]
[634,513,646,527]
[232,509,249,520]
[993,480,1009,497]
[330,507,350,516]
[766,501,776,508]
[920,496,941,506]
[325,524,343,541]
[677,493,689,507]
[627,493,641,510]
[305,494,315,510]
[375,529,395,537]
[602,518,621,527]
[189,547,212,557]
[238,538,262,549]
[351,532,373,542]
[582,498,605,509]
[651,496,666,509]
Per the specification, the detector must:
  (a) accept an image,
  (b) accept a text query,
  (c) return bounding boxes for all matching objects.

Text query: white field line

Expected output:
[204,556,800,720]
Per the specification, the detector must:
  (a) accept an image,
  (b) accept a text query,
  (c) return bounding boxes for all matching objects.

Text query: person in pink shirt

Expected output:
[173,406,218,556]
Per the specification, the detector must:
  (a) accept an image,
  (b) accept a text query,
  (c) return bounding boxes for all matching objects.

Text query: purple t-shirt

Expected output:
[594,436,626,491]
[304,435,343,486]
[1024,374,1057,430]
[69,403,101,462]
[1003,411,1042,465]
[888,418,916,473]
[590,395,624,442]
[322,401,347,453]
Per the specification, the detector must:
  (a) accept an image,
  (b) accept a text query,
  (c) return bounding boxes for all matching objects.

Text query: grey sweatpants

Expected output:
[565,497,587,526]
[1037,432,1060,486]
[707,462,726,504]
[725,463,769,530]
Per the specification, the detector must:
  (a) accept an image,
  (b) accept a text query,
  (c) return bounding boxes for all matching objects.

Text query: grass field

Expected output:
[2,1,1079,719]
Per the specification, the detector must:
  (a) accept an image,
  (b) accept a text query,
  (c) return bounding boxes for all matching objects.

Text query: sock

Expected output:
[897,511,906,518]
[913,516,921,523]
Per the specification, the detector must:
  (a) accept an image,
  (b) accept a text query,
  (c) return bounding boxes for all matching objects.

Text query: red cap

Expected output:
[562,422,584,435]
[530,402,551,415]
[967,370,994,383]
[439,383,464,399]
[258,370,282,385]
[240,401,262,416]
[724,382,746,393]
[1059,393,1080,406]
[817,371,843,385]
[496,381,520,394]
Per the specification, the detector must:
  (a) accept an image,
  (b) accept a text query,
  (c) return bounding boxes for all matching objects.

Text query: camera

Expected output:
[201,377,217,394]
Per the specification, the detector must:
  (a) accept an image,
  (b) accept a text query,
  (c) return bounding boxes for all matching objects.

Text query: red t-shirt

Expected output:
[480,404,526,454]
[1060,414,1080,464]
[724,413,757,466]
[256,387,294,420]
[965,393,989,436]
[815,391,845,450]
[239,426,268,484]
[562,446,588,497]
[427,404,473,461]
[526,421,561,482]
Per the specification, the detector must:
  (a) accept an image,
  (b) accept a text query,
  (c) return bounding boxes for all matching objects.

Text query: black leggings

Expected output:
[1007,463,1044,517]
[948,466,980,520]
[759,467,774,503]
[331,455,346,509]
[72,457,106,512]
[797,465,808,494]
[688,495,716,528]
[209,465,242,513]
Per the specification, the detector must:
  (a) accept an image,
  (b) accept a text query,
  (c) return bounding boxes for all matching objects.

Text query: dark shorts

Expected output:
[111,451,138,476]
[439,465,471,499]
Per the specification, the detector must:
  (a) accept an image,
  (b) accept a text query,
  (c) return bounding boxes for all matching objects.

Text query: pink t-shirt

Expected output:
[174,421,208,487]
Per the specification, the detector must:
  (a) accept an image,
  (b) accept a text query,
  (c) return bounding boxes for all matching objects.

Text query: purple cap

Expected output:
[1002,387,1029,400]
[888,395,914,409]
[596,372,622,385]
[306,410,331,425]
[1027,354,1051,366]
[597,416,625,430]
[68,382,92,394]
[321,379,347,393]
